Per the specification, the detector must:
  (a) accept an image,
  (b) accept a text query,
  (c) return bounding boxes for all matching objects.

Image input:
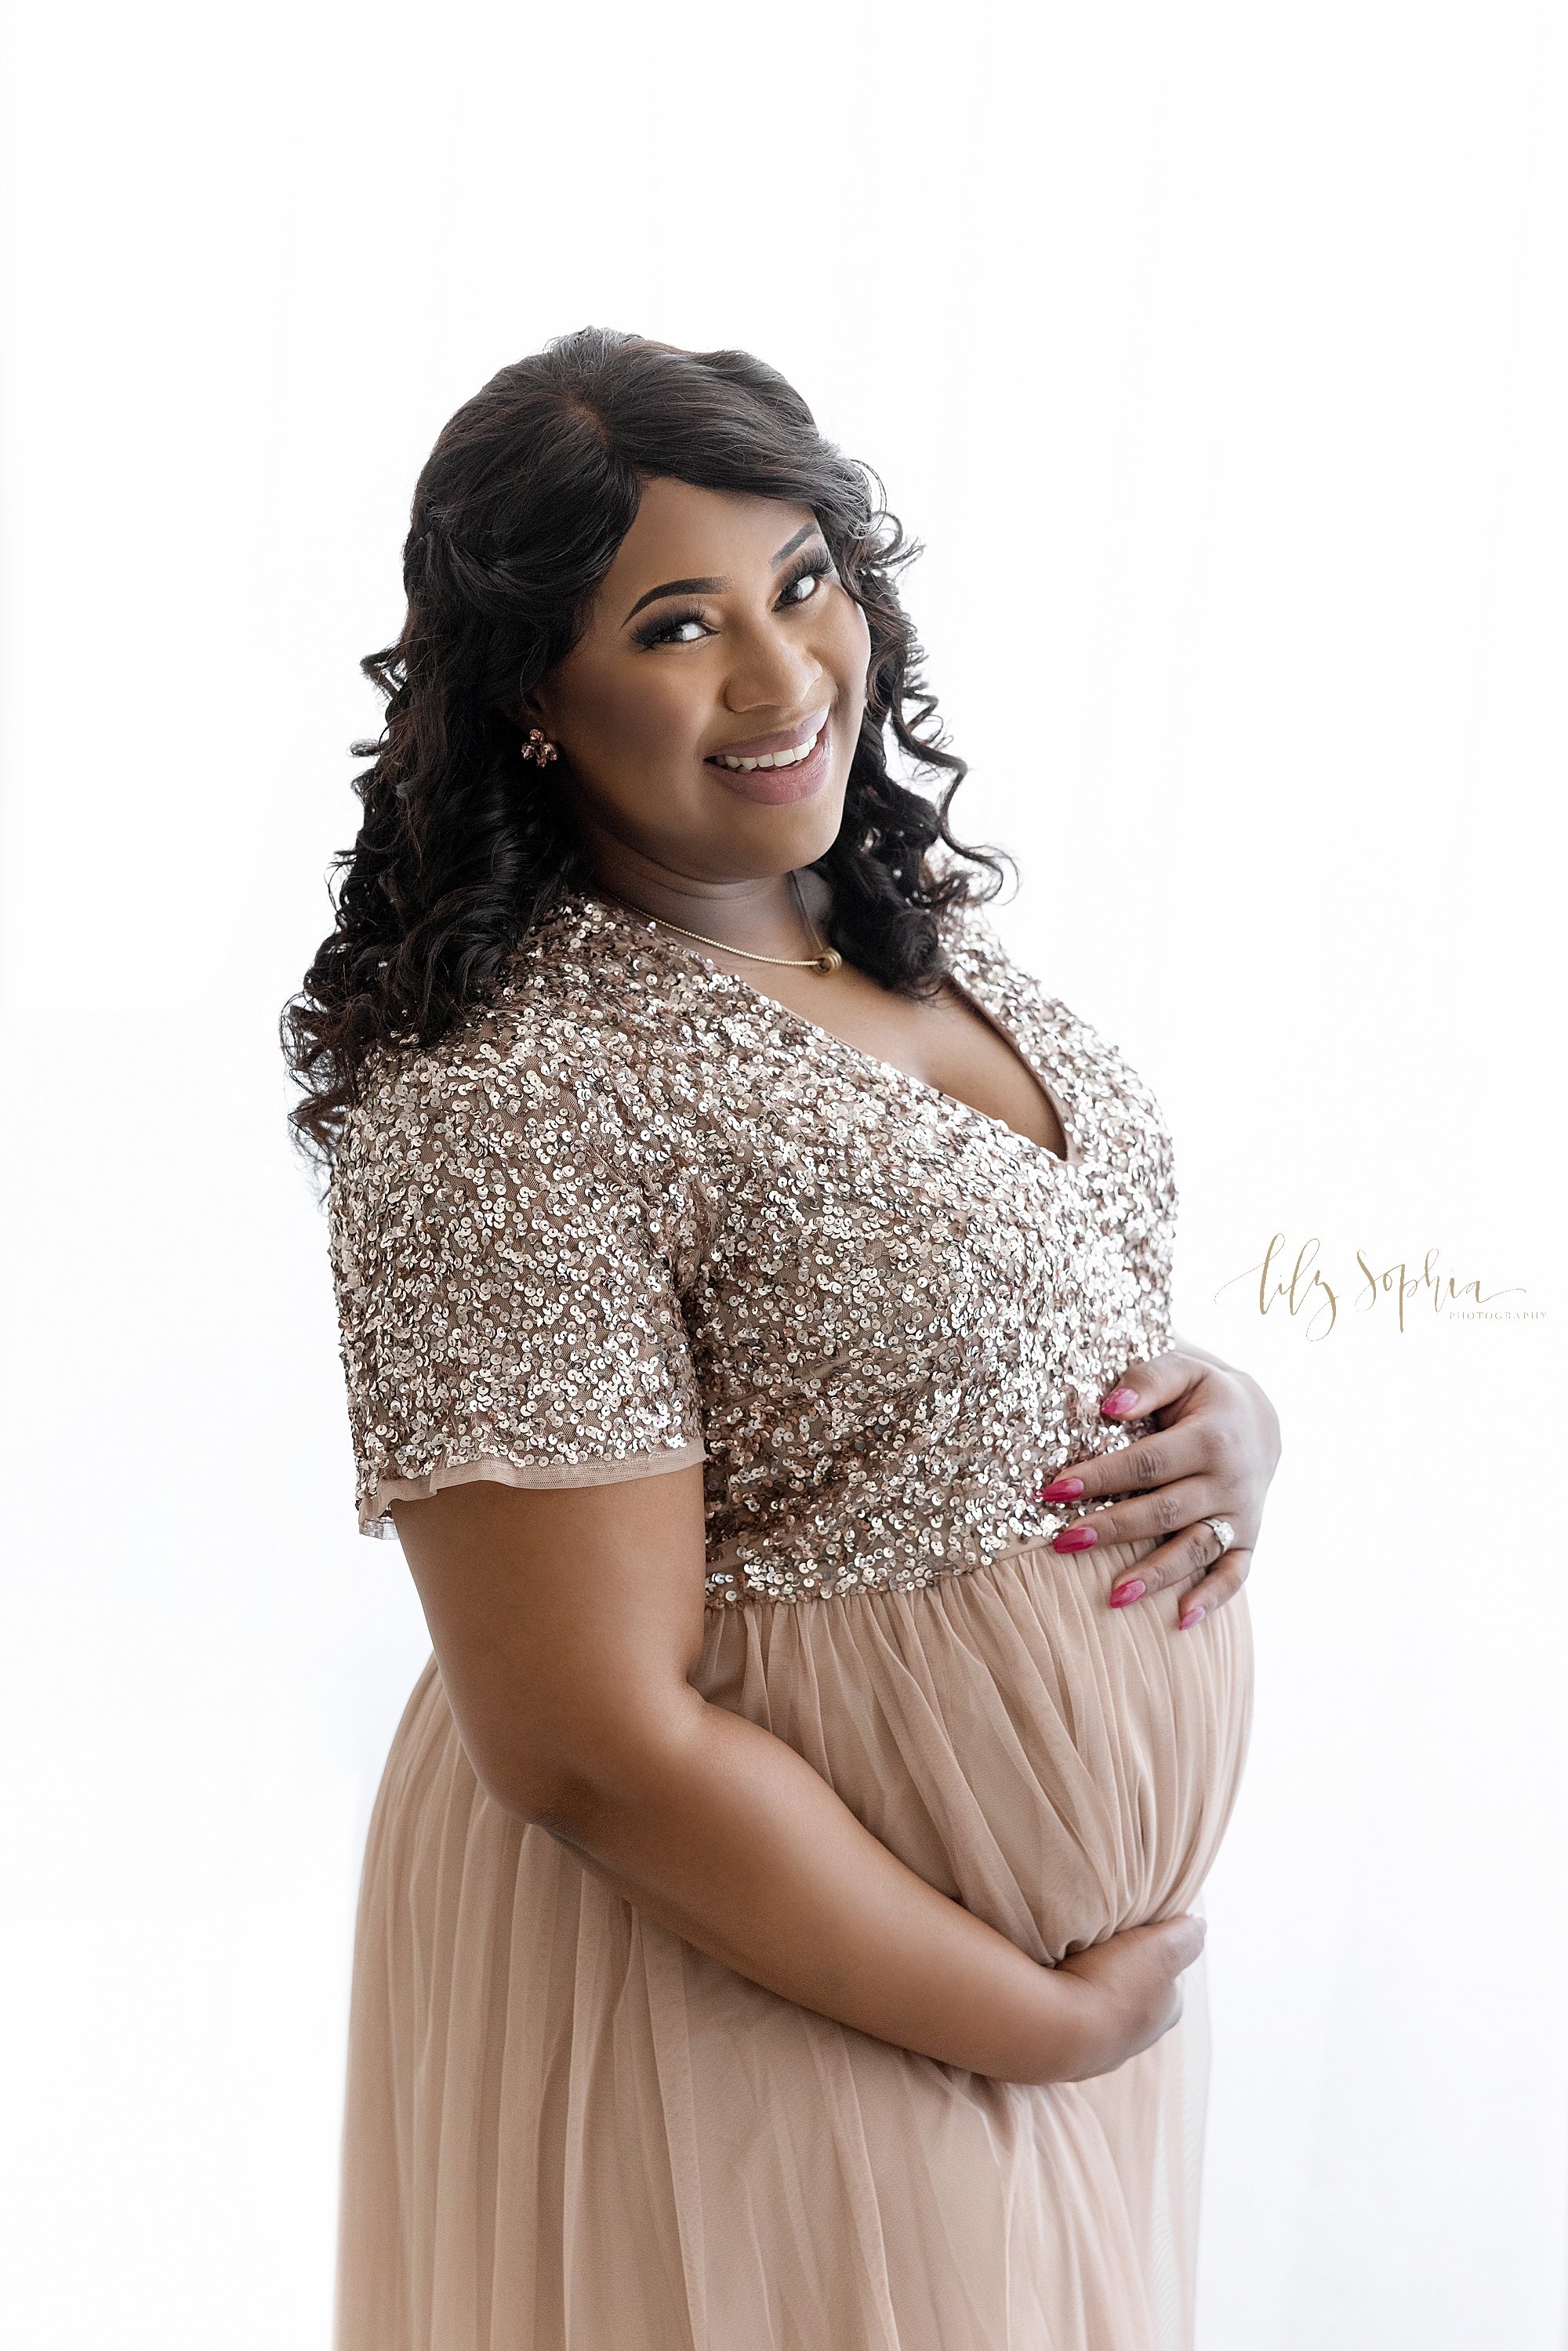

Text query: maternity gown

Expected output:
[326,887,1254,2351]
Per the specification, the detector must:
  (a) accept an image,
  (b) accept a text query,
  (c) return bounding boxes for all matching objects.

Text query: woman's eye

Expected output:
[639,612,708,647]
[638,559,832,648]
[781,566,827,606]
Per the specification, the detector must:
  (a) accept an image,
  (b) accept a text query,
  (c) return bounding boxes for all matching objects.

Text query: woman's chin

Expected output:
[697,785,848,876]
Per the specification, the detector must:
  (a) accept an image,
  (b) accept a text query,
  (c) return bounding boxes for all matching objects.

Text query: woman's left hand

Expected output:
[1038,1345,1282,1631]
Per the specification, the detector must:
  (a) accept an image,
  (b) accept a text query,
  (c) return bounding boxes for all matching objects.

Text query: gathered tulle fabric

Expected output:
[336,1537,1252,2351]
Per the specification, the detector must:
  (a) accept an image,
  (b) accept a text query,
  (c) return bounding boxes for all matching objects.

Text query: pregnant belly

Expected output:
[697,1536,1254,1964]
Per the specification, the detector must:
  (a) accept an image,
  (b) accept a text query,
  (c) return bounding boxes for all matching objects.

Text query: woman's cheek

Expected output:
[594,669,704,785]
[834,597,873,695]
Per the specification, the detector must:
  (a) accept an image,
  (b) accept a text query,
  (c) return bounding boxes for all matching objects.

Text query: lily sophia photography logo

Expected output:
[1216,1233,1541,1340]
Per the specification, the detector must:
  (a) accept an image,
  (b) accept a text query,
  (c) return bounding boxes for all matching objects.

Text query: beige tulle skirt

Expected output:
[335,1536,1253,2351]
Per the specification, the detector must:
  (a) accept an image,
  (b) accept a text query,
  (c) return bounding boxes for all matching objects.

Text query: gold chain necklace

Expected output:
[601,873,843,976]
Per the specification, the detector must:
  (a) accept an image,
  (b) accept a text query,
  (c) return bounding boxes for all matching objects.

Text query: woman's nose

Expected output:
[722,619,824,717]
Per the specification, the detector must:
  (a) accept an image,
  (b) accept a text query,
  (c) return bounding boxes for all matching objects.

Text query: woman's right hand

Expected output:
[1044,1915,1207,2081]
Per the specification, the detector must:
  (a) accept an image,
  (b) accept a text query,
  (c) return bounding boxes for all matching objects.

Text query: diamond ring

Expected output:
[1201,1516,1236,1554]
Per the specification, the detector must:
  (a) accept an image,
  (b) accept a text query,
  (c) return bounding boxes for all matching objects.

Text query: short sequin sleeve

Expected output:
[328,1036,706,1536]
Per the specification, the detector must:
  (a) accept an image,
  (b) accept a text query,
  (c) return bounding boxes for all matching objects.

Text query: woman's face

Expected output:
[530,477,872,885]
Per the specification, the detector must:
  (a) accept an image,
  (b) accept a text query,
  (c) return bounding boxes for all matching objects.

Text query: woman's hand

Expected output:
[1048,1915,1208,2080]
[1038,1342,1282,1630]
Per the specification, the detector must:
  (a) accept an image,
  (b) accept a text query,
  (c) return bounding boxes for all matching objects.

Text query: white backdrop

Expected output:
[2,3,1562,2343]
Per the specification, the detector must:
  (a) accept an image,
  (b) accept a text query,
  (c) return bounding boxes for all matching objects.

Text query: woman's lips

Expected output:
[707,705,831,764]
[706,713,832,805]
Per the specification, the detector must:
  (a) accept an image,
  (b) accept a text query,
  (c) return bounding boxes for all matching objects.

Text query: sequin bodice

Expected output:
[328,890,1178,1605]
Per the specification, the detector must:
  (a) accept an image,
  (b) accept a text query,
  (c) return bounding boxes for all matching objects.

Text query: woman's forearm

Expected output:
[532,1689,1084,2081]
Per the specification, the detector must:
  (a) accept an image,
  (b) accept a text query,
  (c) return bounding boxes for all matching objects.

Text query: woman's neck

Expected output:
[583,831,819,961]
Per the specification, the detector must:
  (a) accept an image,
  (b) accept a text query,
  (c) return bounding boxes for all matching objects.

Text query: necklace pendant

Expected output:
[815,949,843,975]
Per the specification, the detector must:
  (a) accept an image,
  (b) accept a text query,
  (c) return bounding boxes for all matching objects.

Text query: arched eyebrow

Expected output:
[620,522,823,627]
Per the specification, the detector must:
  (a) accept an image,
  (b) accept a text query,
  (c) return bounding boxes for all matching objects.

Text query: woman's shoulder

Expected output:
[336,893,666,1184]
[326,893,721,1315]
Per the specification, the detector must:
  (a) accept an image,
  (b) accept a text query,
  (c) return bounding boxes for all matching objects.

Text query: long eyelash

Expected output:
[632,601,709,650]
[631,549,836,649]
[777,548,836,601]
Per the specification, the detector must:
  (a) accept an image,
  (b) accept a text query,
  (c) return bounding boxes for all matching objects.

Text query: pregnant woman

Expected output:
[286,328,1278,2351]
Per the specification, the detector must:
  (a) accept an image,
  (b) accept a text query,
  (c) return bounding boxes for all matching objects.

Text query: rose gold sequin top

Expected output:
[328,888,1178,1605]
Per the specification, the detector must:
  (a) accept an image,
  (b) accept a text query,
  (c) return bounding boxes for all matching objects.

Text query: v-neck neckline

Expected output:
[586,891,1086,1174]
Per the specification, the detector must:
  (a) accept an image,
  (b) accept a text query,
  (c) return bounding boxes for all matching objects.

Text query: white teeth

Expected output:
[718,727,819,773]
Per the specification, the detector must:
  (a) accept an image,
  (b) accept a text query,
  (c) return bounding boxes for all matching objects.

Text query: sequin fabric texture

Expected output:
[328,889,1178,1605]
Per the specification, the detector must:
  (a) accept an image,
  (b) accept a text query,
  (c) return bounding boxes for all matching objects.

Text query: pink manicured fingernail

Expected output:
[1109,1579,1145,1607]
[1040,1476,1085,1502]
[1100,1387,1140,1417]
[1179,1605,1206,1630]
[1053,1526,1098,1553]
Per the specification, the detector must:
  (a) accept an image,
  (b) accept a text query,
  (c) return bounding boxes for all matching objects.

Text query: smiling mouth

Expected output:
[706,719,832,805]
[710,725,822,774]
[704,705,832,774]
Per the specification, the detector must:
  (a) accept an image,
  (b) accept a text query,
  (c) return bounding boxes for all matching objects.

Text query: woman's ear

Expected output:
[513,691,562,770]
[516,686,561,738]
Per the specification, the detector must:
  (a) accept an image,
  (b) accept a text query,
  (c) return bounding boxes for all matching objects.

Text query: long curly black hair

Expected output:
[284,328,1004,1160]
